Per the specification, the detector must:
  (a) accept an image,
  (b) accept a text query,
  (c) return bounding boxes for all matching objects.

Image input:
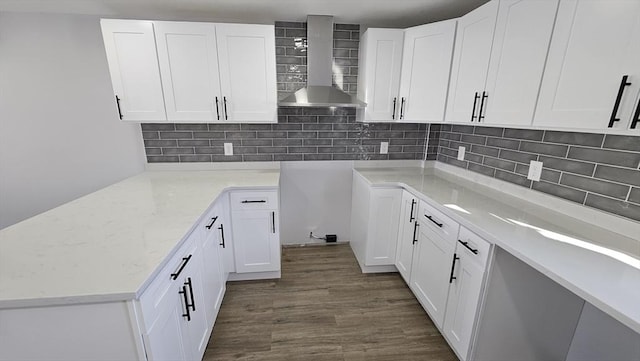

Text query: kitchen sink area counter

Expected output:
[0,169,280,309]
[354,166,640,335]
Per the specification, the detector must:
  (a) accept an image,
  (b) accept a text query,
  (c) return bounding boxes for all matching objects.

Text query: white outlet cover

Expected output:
[528,160,543,181]
[380,141,389,154]
[224,142,233,156]
[457,146,466,161]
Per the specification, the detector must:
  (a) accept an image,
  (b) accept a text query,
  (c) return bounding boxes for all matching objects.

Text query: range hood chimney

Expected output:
[278,15,366,108]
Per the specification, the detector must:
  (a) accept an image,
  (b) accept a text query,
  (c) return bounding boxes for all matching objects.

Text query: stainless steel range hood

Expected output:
[278,15,366,108]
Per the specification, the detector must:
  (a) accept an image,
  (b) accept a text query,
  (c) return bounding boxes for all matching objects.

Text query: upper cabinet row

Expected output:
[358,0,640,133]
[101,20,277,123]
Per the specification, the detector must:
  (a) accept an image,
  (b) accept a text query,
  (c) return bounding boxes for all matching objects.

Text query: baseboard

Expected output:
[226,270,281,281]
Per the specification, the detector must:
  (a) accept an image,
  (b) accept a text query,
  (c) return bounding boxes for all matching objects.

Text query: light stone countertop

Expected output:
[0,170,280,309]
[355,167,640,334]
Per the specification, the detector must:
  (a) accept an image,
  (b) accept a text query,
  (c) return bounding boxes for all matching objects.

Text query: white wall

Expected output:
[279,161,353,244]
[0,12,146,229]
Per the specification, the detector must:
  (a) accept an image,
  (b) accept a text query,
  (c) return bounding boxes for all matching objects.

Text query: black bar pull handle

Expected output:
[223,96,229,120]
[425,214,443,228]
[409,199,416,222]
[179,285,191,321]
[449,253,459,283]
[271,211,276,234]
[412,222,419,245]
[205,216,218,230]
[185,277,195,312]
[470,92,479,122]
[478,91,488,122]
[608,75,631,127]
[218,224,226,248]
[630,98,640,129]
[170,254,192,280]
[115,95,123,120]
[392,97,397,120]
[458,239,479,255]
[241,200,267,204]
[215,96,220,120]
[400,97,406,119]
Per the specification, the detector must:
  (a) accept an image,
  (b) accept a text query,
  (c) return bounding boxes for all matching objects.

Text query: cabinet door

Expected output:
[443,251,485,361]
[180,262,211,361]
[100,19,166,121]
[365,188,402,266]
[231,209,280,273]
[410,224,455,329]
[144,285,189,361]
[154,22,223,122]
[445,1,499,123]
[483,0,559,126]
[399,20,457,123]
[535,0,640,131]
[395,191,418,283]
[200,213,226,326]
[358,29,404,121]
[216,24,277,122]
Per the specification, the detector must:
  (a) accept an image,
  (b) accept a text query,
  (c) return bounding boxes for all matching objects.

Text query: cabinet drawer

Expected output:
[230,190,278,210]
[418,200,459,244]
[139,235,198,330]
[457,226,492,268]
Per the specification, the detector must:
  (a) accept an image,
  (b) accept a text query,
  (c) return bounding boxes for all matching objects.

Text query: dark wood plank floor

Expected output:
[203,244,457,360]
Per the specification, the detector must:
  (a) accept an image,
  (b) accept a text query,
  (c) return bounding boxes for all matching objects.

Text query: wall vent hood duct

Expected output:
[278,15,366,108]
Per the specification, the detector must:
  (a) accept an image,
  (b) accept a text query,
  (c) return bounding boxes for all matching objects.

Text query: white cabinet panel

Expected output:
[365,188,403,265]
[100,19,166,121]
[216,24,277,122]
[483,0,559,126]
[410,223,456,329]
[443,252,484,361]
[357,29,404,121]
[443,228,492,361]
[399,20,457,122]
[535,0,640,131]
[199,209,226,325]
[395,191,418,283]
[446,1,499,123]
[231,209,280,273]
[154,22,222,122]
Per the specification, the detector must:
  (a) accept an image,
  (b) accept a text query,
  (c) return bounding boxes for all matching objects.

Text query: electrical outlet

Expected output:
[380,142,389,154]
[528,160,543,181]
[457,146,466,161]
[224,143,233,156]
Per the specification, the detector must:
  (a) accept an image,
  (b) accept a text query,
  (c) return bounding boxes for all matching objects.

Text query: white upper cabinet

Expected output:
[216,24,278,123]
[101,20,277,123]
[446,0,558,127]
[446,0,499,124]
[534,0,640,132]
[154,22,222,122]
[357,21,456,123]
[100,19,167,122]
[483,0,559,126]
[357,29,404,121]
[399,20,457,123]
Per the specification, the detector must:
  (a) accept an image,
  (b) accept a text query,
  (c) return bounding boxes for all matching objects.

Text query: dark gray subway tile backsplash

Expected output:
[143,107,431,163]
[436,125,640,221]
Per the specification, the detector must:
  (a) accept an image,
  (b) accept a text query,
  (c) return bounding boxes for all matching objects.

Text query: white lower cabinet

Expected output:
[443,227,492,361]
[409,201,458,329]
[229,190,281,274]
[140,232,211,361]
[350,172,403,272]
[199,201,227,326]
[395,190,419,283]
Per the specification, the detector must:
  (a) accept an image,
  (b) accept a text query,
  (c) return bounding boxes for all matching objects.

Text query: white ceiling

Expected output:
[0,0,489,28]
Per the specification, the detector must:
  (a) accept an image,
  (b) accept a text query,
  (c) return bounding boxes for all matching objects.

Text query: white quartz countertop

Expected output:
[0,170,280,309]
[355,167,640,334]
